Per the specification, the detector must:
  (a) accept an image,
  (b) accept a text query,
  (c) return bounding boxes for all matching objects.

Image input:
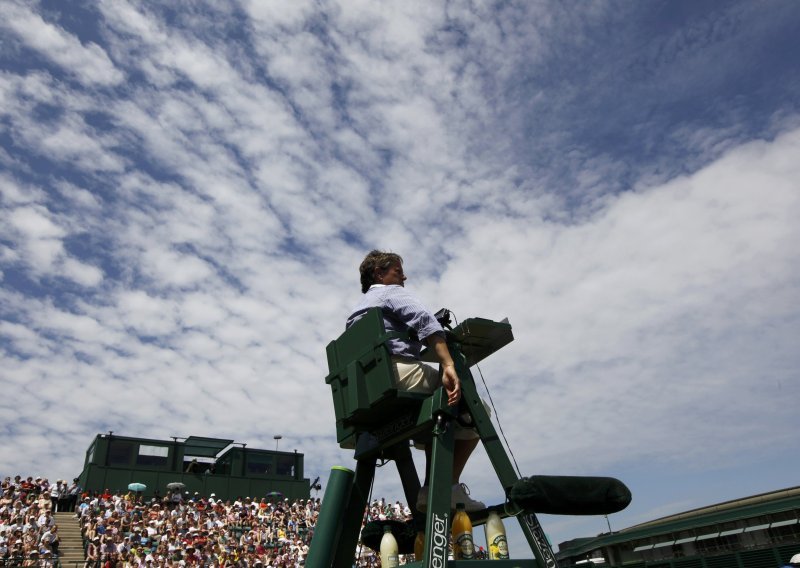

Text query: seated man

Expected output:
[347,250,485,512]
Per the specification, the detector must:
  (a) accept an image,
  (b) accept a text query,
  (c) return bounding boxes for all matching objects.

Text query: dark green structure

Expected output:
[77,433,310,502]
[556,486,800,567]
[307,308,631,568]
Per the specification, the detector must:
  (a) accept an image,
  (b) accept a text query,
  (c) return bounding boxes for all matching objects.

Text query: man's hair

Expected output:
[359,250,403,293]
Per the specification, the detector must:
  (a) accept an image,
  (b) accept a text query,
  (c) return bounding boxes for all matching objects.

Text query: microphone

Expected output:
[510,475,632,516]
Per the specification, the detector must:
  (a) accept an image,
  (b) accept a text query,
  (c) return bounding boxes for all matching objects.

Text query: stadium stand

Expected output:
[2,474,418,567]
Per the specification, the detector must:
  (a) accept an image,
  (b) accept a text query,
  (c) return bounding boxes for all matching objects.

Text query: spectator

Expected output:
[66,478,82,512]
[40,549,56,568]
[20,477,36,497]
[85,536,100,567]
[40,524,60,556]
[49,480,65,513]
[23,548,40,567]
[38,509,55,530]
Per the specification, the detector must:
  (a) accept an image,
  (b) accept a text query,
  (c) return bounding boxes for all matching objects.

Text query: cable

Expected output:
[451,312,523,478]
[473,362,523,478]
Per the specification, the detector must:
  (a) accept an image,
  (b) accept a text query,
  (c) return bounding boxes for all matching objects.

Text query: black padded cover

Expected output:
[509,475,631,515]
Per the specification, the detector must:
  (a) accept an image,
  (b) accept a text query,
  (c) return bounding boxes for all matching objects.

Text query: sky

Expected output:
[1,0,799,556]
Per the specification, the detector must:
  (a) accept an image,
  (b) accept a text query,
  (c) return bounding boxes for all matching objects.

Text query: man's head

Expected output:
[359,250,404,293]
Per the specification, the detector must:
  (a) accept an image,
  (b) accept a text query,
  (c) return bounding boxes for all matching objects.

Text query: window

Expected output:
[276,455,295,477]
[183,456,214,473]
[695,534,739,556]
[215,453,232,475]
[769,521,800,544]
[137,445,169,467]
[246,454,274,475]
[108,441,134,466]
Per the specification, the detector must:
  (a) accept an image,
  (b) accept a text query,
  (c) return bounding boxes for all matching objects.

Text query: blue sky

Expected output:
[1,0,799,555]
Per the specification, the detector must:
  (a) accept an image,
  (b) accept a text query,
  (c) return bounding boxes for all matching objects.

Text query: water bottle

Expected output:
[380,525,400,567]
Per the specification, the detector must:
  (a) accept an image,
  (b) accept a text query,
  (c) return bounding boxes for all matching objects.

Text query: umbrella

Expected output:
[128,482,147,492]
[266,491,284,501]
[361,520,416,554]
[166,482,186,491]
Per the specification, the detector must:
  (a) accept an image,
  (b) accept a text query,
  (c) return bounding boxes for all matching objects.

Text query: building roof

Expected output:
[557,486,800,559]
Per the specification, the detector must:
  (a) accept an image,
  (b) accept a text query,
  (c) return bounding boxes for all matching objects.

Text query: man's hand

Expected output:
[441,364,461,406]
[427,334,461,406]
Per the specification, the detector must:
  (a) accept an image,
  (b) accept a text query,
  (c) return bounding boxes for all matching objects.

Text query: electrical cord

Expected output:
[451,312,523,478]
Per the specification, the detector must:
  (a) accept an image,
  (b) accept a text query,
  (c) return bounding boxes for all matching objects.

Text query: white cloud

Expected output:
[0,173,47,205]
[9,205,65,239]
[240,0,315,30]
[0,320,53,358]
[0,1,123,86]
[0,198,104,285]
[1,1,799,552]
[0,73,126,175]
[437,126,800,472]
[140,246,214,288]
[37,117,126,173]
[61,257,104,287]
[114,290,179,337]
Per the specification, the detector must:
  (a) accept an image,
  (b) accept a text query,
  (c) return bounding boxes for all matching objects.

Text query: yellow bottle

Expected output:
[380,525,400,568]
[414,531,425,560]
[451,503,475,560]
[484,510,509,559]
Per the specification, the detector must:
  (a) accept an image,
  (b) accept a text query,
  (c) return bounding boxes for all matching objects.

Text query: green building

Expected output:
[77,433,310,502]
[556,486,800,568]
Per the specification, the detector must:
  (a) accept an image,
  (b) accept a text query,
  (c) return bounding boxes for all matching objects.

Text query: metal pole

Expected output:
[305,466,354,568]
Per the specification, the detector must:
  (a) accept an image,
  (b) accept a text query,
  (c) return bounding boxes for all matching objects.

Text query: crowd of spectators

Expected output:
[77,489,320,568]
[1,475,81,567]
[2,474,423,567]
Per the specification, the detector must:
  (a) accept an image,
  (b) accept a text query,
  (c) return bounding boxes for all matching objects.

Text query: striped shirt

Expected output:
[346,284,444,359]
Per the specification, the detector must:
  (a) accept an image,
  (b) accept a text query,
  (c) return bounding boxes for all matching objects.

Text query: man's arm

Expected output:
[426,334,460,406]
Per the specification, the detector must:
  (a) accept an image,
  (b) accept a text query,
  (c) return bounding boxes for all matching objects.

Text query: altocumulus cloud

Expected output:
[1,0,799,550]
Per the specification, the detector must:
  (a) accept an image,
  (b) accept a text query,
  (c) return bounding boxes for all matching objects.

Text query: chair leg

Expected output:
[421,415,455,567]
[393,442,424,528]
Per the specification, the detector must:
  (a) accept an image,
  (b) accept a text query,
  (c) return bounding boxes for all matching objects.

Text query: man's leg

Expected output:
[422,438,479,486]
[395,359,485,509]
[453,438,480,484]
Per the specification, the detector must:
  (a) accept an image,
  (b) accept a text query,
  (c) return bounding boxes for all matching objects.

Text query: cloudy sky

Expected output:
[1,0,799,554]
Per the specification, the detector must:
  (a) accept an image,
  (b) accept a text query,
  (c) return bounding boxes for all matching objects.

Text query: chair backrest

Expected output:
[325,308,426,448]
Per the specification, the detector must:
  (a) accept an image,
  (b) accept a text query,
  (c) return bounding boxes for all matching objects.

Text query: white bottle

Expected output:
[484,510,510,559]
[380,525,400,567]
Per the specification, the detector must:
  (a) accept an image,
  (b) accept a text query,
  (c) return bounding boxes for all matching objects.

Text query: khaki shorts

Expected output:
[392,357,484,441]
